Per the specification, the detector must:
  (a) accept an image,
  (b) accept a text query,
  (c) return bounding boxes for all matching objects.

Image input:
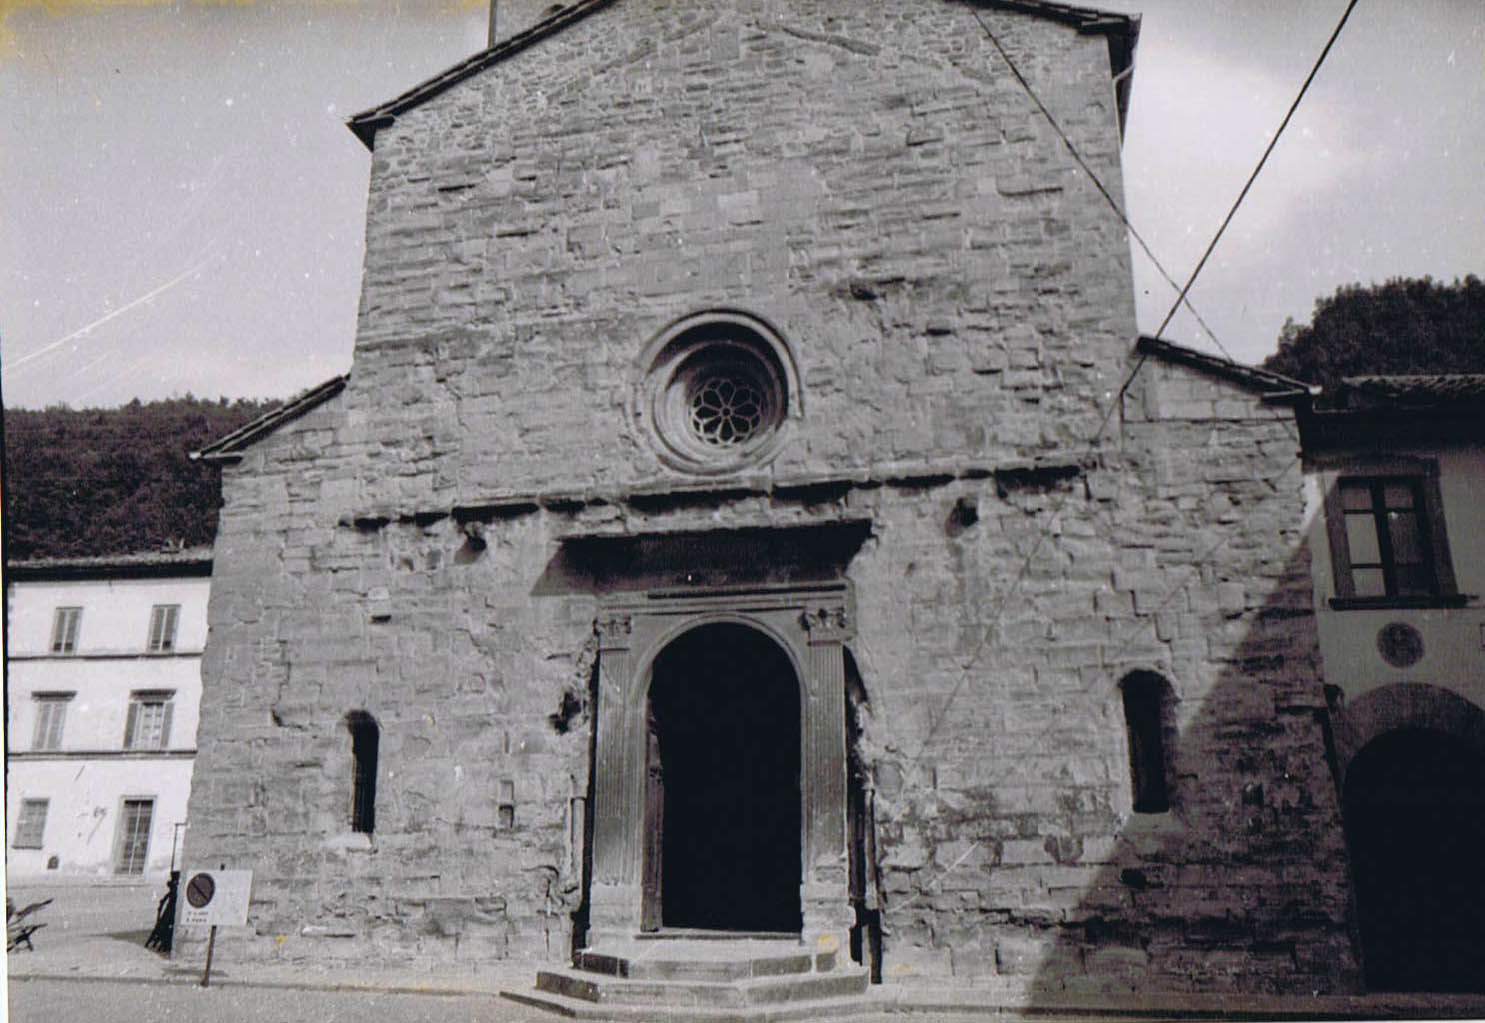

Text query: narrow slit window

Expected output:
[347,712,379,834]
[1122,672,1173,814]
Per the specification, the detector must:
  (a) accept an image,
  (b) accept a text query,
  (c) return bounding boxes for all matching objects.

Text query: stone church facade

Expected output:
[185,0,1362,997]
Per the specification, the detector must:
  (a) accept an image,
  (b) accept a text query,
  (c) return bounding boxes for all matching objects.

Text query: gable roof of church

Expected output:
[347,0,1139,149]
[192,373,349,464]
[1135,335,1319,402]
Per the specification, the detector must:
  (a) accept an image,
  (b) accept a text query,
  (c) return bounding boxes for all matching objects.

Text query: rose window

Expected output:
[637,312,798,475]
[689,373,766,447]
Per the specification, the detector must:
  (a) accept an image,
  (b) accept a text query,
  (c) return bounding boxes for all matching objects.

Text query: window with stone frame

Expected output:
[13,799,49,849]
[32,692,74,751]
[50,606,81,654]
[1324,466,1458,606]
[146,604,180,653]
[124,691,175,750]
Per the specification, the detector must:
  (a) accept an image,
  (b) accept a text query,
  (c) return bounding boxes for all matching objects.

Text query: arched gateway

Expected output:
[584,577,857,952]
[1344,728,1485,992]
[644,624,802,933]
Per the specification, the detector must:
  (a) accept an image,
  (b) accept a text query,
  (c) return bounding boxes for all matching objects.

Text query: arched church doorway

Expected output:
[642,623,802,933]
[1343,727,1485,992]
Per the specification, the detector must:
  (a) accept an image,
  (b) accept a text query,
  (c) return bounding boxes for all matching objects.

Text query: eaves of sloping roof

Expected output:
[6,547,215,581]
[1327,374,1485,410]
[346,0,1139,150]
[191,374,349,464]
[347,0,618,149]
[985,0,1139,129]
[1135,335,1319,401]
[1299,375,1485,450]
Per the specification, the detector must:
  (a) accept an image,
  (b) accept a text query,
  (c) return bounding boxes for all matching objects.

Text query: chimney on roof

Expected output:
[489,0,562,48]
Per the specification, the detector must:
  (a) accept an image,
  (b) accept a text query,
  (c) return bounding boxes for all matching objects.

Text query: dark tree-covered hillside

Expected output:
[1262,275,1485,390]
[3,396,280,562]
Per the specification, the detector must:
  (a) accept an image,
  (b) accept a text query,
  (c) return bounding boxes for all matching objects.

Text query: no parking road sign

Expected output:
[178,869,252,928]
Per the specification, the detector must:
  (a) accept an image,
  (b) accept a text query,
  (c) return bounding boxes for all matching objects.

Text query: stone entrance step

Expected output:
[502,938,876,1022]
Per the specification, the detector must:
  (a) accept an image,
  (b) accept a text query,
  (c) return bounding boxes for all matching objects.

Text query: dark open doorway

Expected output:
[644,623,802,933]
[1343,727,1485,992]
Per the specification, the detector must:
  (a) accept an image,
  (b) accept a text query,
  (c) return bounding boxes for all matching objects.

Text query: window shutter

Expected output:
[33,705,49,750]
[160,701,174,749]
[124,701,139,749]
[148,605,181,652]
[1322,476,1355,598]
[1421,471,1458,595]
[13,800,48,849]
[51,609,78,653]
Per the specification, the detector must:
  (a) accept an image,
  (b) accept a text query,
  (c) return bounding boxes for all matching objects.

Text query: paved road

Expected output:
[8,978,559,1023]
[5,980,1106,1023]
[5,980,1224,1023]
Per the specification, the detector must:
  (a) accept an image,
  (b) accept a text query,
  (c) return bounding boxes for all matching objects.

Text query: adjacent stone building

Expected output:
[183,0,1364,1001]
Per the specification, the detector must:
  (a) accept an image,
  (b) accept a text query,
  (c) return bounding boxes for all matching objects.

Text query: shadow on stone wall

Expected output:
[1011,541,1363,997]
[864,533,1368,997]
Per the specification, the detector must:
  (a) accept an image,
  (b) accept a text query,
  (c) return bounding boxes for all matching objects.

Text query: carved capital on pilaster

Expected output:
[595,613,633,650]
[800,604,853,643]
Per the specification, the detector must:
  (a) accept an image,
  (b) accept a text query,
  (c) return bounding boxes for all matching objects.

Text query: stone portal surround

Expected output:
[588,584,855,955]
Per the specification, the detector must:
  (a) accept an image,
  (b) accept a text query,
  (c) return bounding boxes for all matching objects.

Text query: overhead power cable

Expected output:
[1150,0,1362,340]
[968,7,1228,359]
[909,4,1358,763]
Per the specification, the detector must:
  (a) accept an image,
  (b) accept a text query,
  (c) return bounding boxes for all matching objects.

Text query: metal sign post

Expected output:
[179,868,251,988]
[202,925,218,987]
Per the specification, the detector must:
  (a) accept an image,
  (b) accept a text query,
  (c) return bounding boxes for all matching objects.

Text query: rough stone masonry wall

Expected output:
[841,358,1359,995]
[185,1,1144,966]
[344,0,1133,511]
[181,0,1358,993]
[186,402,603,967]
[183,356,1360,990]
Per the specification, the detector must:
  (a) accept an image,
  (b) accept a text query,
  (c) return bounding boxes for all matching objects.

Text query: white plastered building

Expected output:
[5,549,210,880]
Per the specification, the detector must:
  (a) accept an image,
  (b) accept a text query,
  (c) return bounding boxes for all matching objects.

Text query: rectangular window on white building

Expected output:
[124,691,175,750]
[50,607,81,654]
[13,799,49,849]
[1322,463,1461,608]
[114,798,154,874]
[31,693,74,751]
[146,604,180,653]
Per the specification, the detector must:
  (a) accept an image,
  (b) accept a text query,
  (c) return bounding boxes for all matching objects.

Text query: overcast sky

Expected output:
[2,0,1481,409]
